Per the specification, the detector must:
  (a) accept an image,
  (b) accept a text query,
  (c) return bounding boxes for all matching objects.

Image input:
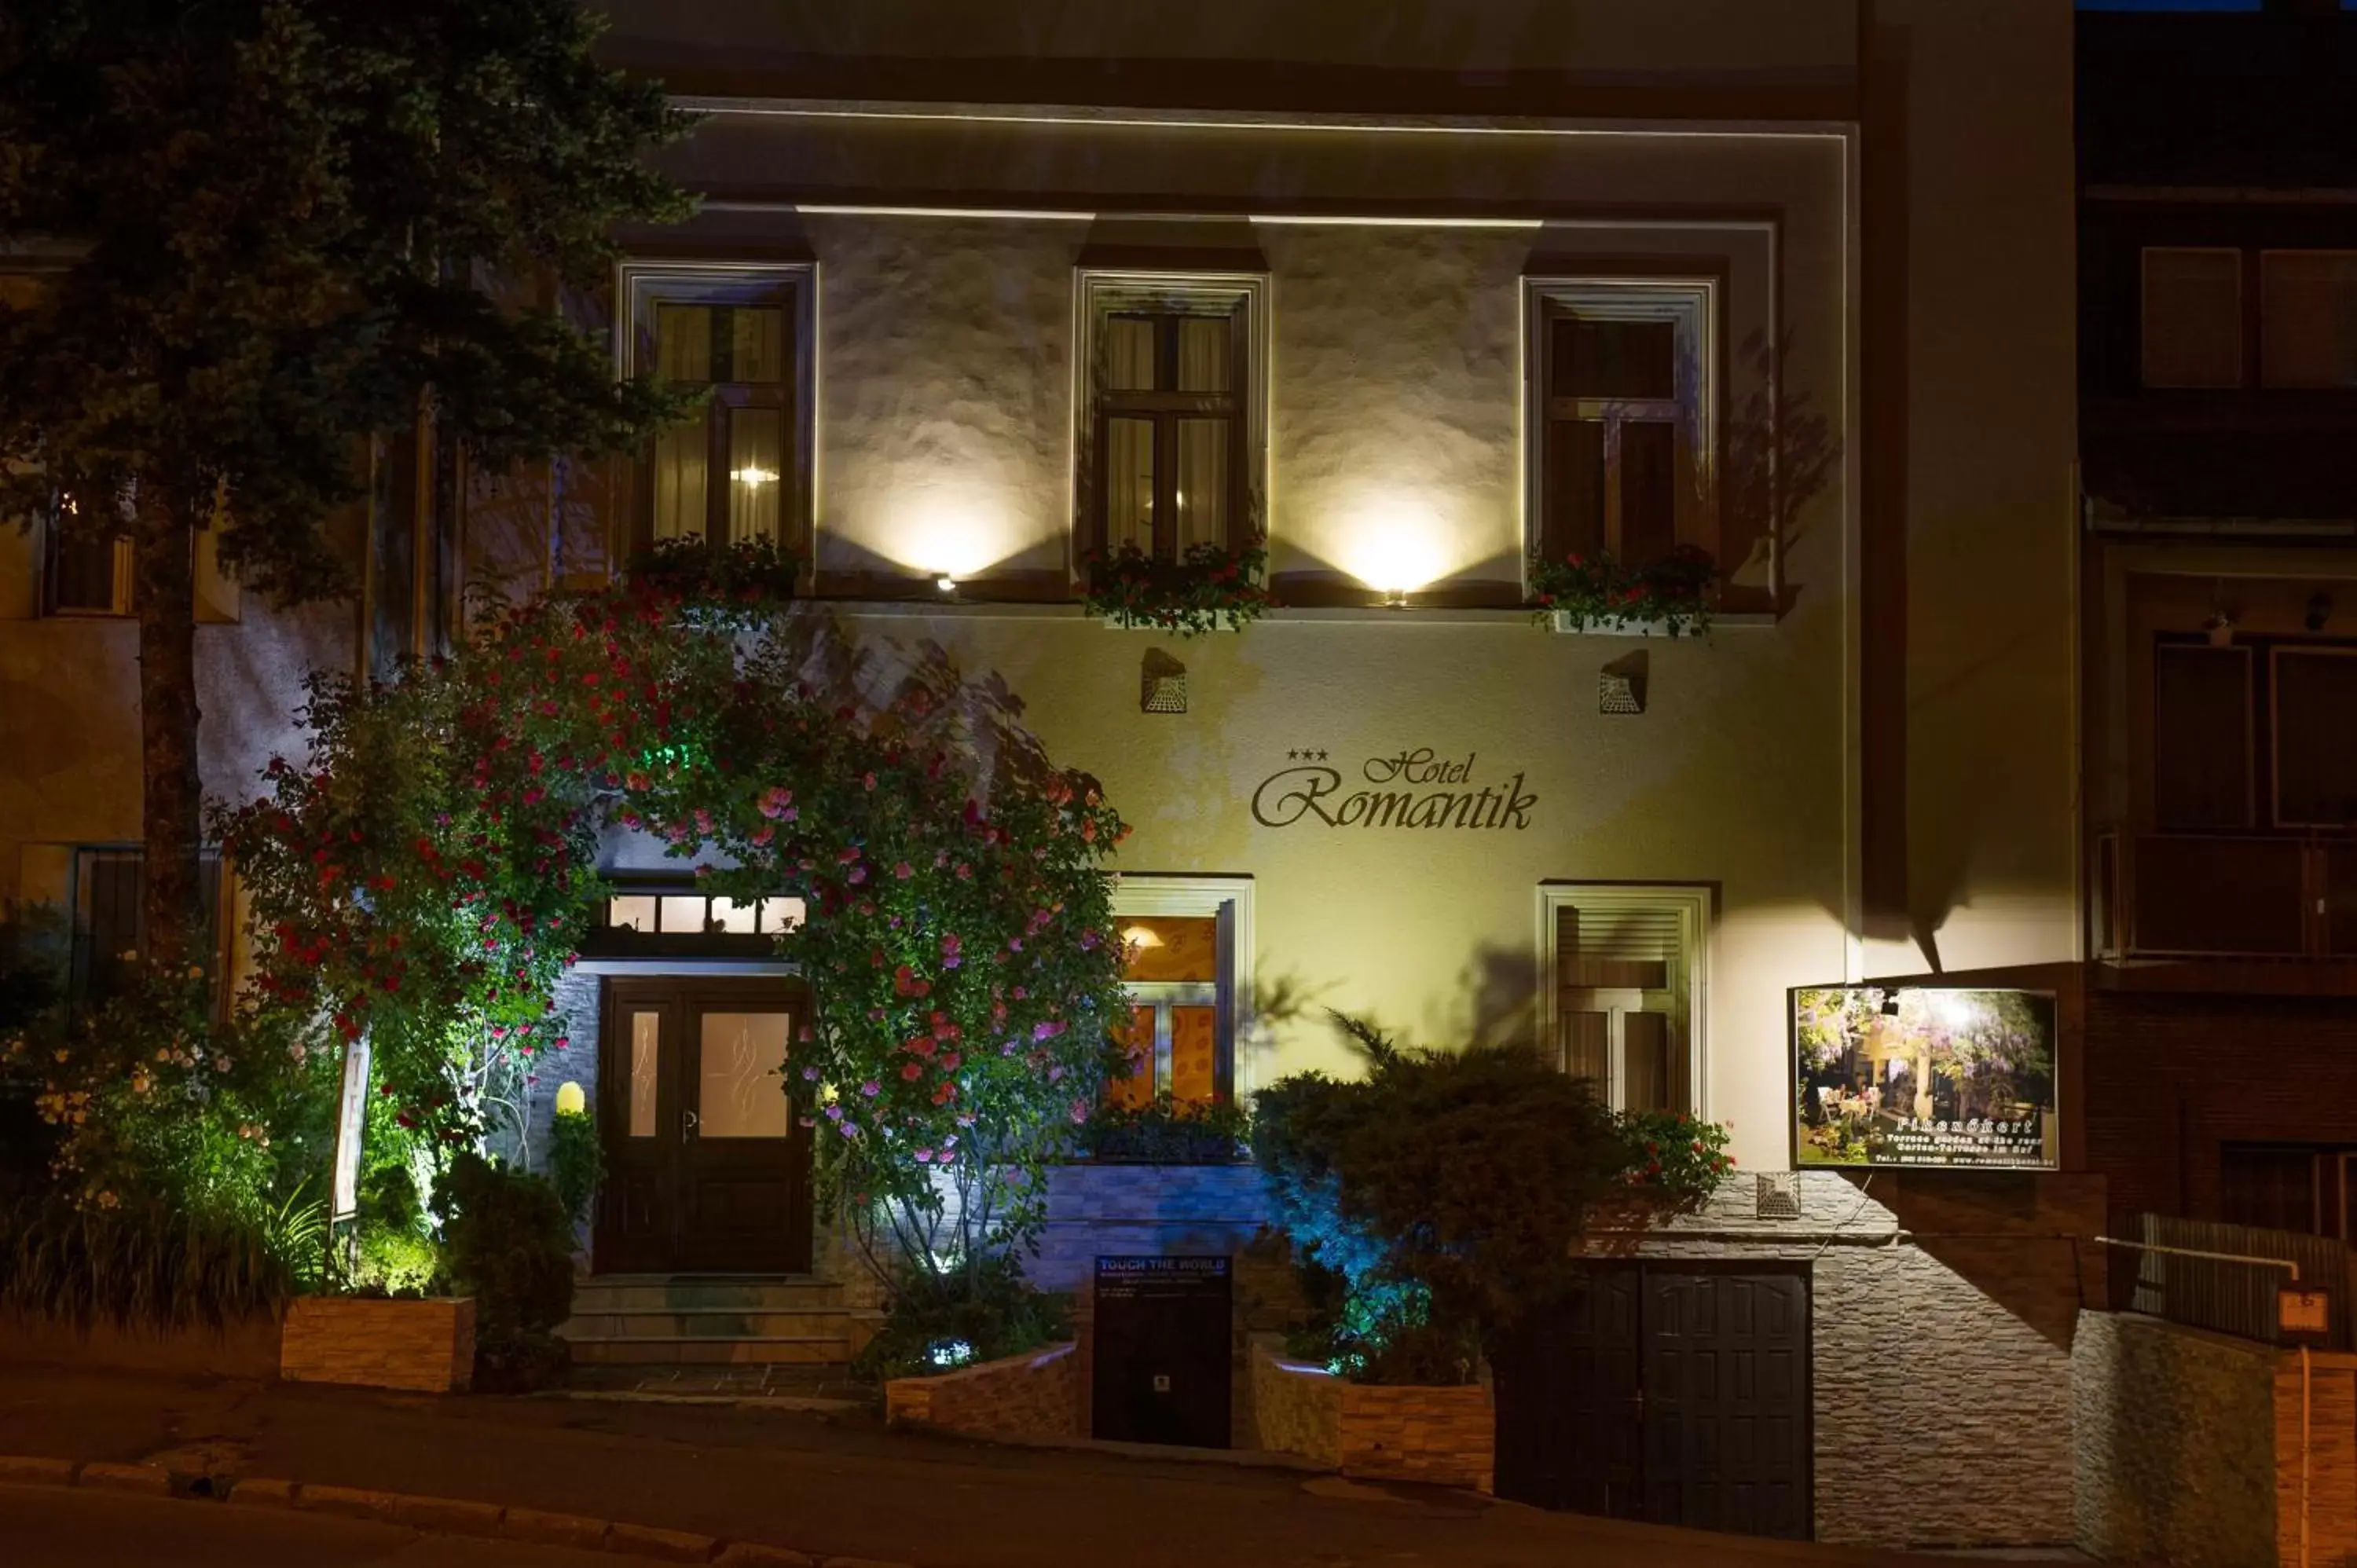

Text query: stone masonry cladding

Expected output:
[1591,1171,2091,1550]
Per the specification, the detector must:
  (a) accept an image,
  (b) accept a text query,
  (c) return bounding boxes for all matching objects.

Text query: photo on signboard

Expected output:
[1791,987,2058,1171]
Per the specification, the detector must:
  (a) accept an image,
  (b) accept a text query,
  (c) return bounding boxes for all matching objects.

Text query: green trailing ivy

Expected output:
[218,541,1132,1294]
[547,1107,604,1225]
[1527,545,1717,636]
[1083,540,1272,635]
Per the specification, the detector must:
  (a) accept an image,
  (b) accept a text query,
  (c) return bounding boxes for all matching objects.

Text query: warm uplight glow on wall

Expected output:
[1340,498,1454,597]
[887,484,1028,581]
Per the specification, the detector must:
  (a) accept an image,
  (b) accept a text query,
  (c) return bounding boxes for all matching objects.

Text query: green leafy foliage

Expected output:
[1255,1012,1733,1383]
[219,561,1131,1296]
[0,0,699,976]
[1527,545,1717,636]
[1083,540,1272,635]
[1073,1094,1249,1164]
[547,1108,603,1225]
[0,1192,291,1329]
[854,1251,1071,1383]
[433,1152,574,1339]
[629,535,803,607]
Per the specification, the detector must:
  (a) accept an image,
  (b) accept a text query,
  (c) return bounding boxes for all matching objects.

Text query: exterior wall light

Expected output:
[935,574,959,595]
[555,1081,587,1116]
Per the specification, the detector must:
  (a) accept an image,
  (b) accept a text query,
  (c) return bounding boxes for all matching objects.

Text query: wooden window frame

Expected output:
[616,260,816,569]
[1536,882,1710,1116]
[42,522,134,617]
[1072,270,1269,577]
[2139,245,2246,390]
[2269,644,2357,830]
[1522,278,1717,591]
[1111,874,1254,1100]
[2259,248,2357,390]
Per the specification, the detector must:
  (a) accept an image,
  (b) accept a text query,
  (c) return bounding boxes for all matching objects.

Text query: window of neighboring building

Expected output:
[618,262,815,559]
[2220,1142,2357,1240]
[1539,884,1708,1116]
[1075,272,1267,564]
[2260,251,2357,390]
[1525,278,1716,575]
[44,522,132,615]
[1100,876,1252,1108]
[2271,647,2357,828]
[2153,642,2254,831]
[69,847,225,1004]
[2141,247,2244,389]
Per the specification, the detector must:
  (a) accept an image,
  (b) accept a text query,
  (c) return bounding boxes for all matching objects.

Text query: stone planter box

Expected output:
[280,1295,476,1394]
[1251,1335,1494,1493]
[885,1341,1078,1440]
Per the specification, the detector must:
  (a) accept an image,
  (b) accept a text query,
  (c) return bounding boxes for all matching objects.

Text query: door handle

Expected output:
[682,1109,699,1142]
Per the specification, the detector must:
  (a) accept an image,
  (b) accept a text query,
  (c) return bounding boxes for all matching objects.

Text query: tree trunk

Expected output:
[134,499,203,976]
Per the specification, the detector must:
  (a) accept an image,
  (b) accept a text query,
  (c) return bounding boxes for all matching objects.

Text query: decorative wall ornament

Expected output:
[1754,1171,1802,1220]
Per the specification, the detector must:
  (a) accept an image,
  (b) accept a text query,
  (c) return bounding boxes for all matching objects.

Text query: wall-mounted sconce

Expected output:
[934,575,959,598]
[1140,649,1187,714]
[2308,592,2333,633]
[1600,651,1648,716]
[2204,612,2236,648]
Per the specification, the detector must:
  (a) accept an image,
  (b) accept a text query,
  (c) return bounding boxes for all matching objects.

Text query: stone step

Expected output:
[570,1276,845,1313]
[563,1335,850,1366]
[556,1307,856,1341]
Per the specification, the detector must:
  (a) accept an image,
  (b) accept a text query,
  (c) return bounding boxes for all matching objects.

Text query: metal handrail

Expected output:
[2093,1233,2301,1283]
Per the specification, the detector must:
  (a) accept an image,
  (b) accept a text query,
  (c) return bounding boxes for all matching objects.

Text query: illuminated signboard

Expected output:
[1791,987,2058,1171]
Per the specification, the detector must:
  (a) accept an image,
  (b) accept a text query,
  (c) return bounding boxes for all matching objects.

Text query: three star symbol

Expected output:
[1285,749,1330,762]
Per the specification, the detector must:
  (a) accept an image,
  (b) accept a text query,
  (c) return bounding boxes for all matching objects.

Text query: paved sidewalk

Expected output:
[0,1363,1959,1567]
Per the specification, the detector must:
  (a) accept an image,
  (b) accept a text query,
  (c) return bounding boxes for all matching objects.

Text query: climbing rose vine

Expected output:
[220,541,1131,1277]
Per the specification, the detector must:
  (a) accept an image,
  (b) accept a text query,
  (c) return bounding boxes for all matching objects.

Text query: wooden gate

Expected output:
[1495,1263,1812,1540]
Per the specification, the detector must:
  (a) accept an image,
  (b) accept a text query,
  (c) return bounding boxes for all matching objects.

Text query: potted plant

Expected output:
[1529,545,1717,637]
[1084,539,1271,635]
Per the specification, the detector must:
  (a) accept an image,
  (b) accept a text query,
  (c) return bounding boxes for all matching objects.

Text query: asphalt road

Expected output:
[0,1484,658,1568]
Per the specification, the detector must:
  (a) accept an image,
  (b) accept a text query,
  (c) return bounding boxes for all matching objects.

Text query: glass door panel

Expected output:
[696,1011,791,1138]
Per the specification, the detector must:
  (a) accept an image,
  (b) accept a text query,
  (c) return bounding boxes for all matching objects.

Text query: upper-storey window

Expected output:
[2142,246,2357,390]
[2141,247,2242,389]
[44,510,131,615]
[1076,272,1267,563]
[1525,278,1716,573]
[620,262,815,559]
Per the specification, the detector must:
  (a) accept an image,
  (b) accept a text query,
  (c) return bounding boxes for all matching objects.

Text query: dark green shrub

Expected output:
[434,1153,574,1330]
[853,1251,1071,1383]
[546,1107,603,1224]
[1074,1094,1249,1164]
[1255,1011,1727,1383]
[0,1192,291,1329]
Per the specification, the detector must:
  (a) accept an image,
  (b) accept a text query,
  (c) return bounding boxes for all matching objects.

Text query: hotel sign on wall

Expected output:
[1250,748,1537,831]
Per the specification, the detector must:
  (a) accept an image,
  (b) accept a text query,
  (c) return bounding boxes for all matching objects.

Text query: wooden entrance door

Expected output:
[1494,1265,1812,1540]
[596,977,812,1274]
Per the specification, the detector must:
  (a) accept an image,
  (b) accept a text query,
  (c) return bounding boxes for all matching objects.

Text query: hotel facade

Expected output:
[0,1,2090,1548]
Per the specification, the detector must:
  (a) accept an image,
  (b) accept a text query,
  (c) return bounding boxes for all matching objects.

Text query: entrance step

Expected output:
[558,1275,860,1366]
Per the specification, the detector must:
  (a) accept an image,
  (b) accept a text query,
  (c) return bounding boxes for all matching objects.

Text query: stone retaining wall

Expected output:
[1248,1335,1493,1491]
[2073,1310,2278,1568]
[0,1310,283,1380]
[884,1341,1079,1439]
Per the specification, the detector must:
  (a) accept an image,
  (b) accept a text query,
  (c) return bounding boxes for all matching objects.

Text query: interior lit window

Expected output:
[1078,273,1266,566]
[607,895,658,932]
[622,263,812,561]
